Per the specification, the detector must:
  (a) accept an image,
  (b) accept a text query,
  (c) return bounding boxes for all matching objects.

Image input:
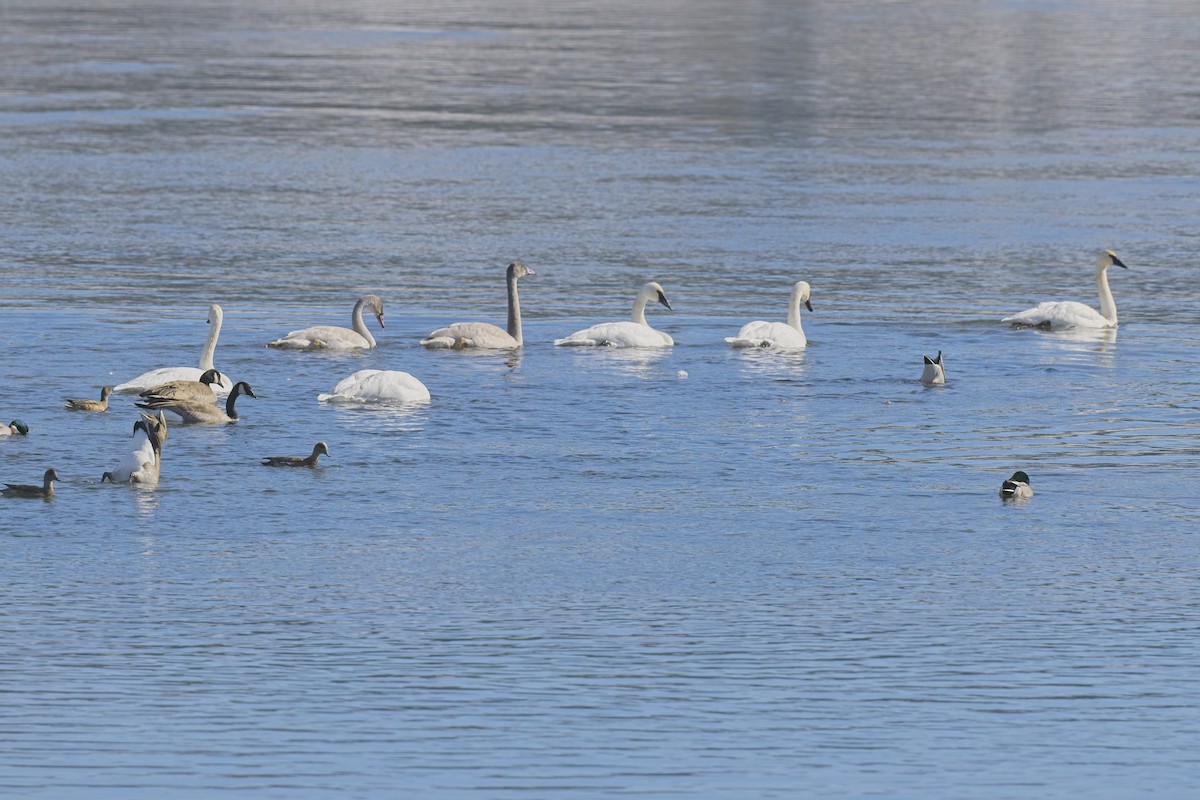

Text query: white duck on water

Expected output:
[726,280,812,349]
[921,351,945,385]
[1003,250,1128,330]
[555,282,674,347]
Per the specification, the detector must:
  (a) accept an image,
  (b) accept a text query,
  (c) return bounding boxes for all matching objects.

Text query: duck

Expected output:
[554,282,674,347]
[267,295,385,350]
[921,351,946,385]
[318,370,431,404]
[64,386,114,412]
[1,420,30,437]
[262,441,330,467]
[421,261,536,349]
[102,412,168,484]
[137,368,225,405]
[1003,250,1129,329]
[726,280,812,349]
[114,304,233,394]
[3,468,59,499]
[1000,471,1033,500]
[136,380,257,424]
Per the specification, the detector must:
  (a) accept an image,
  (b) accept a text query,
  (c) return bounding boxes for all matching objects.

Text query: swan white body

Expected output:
[318,369,431,404]
[726,280,812,349]
[268,295,385,350]
[555,282,674,347]
[1003,250,1128,330]
[422,261,535,349]
[921,351,945,385]
[115,304,233,394]
[107,412,167,485]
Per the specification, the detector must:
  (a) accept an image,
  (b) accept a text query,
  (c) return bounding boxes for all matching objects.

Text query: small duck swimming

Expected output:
[1,420,30,437]
[3,468,59,499]
[921,352,945,385]
[1000,471,1033,500]
[262,441,330,468]
[64,386,114,412]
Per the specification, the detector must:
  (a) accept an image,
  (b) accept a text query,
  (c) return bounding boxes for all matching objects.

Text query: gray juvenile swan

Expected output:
[268,295,385,350]
[137,380,257,424]
[421,261,536,349]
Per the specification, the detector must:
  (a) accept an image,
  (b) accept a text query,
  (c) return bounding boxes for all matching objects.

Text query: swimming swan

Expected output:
[268,295,385,350]
[318,370,431,404]
[103,412,168,484]
[1000,471,1033,500]
[726,280,812,349]
[64,386,113,412]
[3,468,59,499]
[1003,250,1128,329]
[136,380,257,424]
[555,282,674,347]
[115,304,233,394]
[921,351,945,385]
[262,441,330,467]
[421,261,535,349]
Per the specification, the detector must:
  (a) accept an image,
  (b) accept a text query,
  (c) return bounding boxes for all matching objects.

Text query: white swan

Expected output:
[103,412,167,485]
[318,369,431,404]
[136,381,257,424]
[920,351,945,385]
[268,295,385,350]
[1003,250,1128,329]
[115,304,233,394]
[726,280,812,349]
[555,282,674,347]
[421,261,535,349]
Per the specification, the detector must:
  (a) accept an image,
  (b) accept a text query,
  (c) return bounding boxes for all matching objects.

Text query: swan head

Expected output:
[8,420,29,436]
[207,304,223,325]
[362,295,385,329]
[642,282,672,311]
[508,260,536,279]
[792,280,813,312]
[1098,249,1128,271]
[199,368,225,386]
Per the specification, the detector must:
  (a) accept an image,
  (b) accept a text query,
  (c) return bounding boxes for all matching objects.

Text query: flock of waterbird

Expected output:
[2,251,1130,501]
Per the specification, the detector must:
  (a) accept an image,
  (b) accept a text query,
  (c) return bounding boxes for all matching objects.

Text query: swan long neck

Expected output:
[506,269,523,344]
[787,290,804,331]
[199,306,223,371]
[631,293,649,326]
[1096,265,1118,325]
[351,298,377,348]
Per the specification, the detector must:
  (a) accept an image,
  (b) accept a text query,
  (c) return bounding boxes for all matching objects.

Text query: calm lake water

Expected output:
[3,1,1200,797]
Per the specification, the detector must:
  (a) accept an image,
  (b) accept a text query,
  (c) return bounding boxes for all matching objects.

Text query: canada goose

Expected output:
[137,381,257,424]
[138,368,225,405]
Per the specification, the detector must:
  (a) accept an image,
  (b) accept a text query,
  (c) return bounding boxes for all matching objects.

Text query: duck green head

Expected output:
[1010,470,1030,484]
[9,420,29,436]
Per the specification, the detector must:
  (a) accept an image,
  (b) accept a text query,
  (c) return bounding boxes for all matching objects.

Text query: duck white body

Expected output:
[921,351,946,385]
[555,282,674,347]
[115,304,233,394]
[1003,250,1128,330]
[1,420,29,437]
[319,370,431,404]
[1000,471,1033,500]
[106,412,167,485]
[726,280,812,349]
[268,295,385,350]
[421,261,535,349]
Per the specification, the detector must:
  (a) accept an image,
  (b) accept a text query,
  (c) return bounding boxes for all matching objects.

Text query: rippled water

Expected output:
[3,1,1200,797]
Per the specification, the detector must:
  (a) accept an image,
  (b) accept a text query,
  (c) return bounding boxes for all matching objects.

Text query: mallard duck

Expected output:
[3,468,59,499]
[1000,471,1033,500]
[921,351,946,385]
[64,386,114,412]
[1,420,30,437]
[262,441,330,467]
[421,261,536,349]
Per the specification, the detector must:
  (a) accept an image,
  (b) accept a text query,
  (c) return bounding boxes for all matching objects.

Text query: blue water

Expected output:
[2,1,1200,797]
